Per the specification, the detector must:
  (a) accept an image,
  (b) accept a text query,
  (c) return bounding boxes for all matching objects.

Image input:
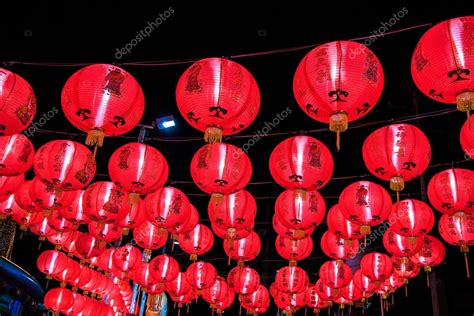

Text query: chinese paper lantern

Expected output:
[34,140,96,191]
[383,228,423,257]
[212,222,253,242]
[212,288,235,315]
[118,198,146,235]
[131,262,157,291]
[269,136,334,192]
[273,290,306,316]
[149,254,180,283]
[37,250,69,280]
[223,231,261,265]
[190,143,252,201]
[411,235,446,286]
[112,244,142,278]
[411,16,474,119]
[83,181,130,225]
[144,186,191,233]
[186,261,218,291]
[352,269,377,297]
[319,260,352,289]
[169,204,200,247]
[0,193,23,220]
[29,216,53,242]
[70,265,93,291]
[52,257,81,287]
[108,142,169,202]
[13,207,42,231]
[326,204,363,240]
[363,124,431,201]
[272,215,314,240]
[44,287,74,315]
[275,189,326,233]
[14,180,40,214]
[389,199,435,239]
[0,68,36,136]
[341,280,363,302]
[339,181,392,235]
[176,57,260,143]
[275,234,313,265]
[275,266,308,294]
[165,272,191,297]
[381,273,404,291]
[88,222,122,244]
[74,232,105,260]
[47,230,73,250]
[178,223,214,261]
[48,210,74,232]
[360,252,393,283]
[227,266,260,295]
[202,276,233,306]
[293,41,384,150]
[170,288,198,316]
[65,292,86,315]
[0,174,24,202]
[314,279,341,301]
[61,231,82,256]
[133,220,168,259]
[460,115,473,158]
[29,177,76,216]
[305,284,320,312]
[427,168,474,216]
[438,213,474,278]
[241,284,270,315]
[96,248,117,274]
[59,190,89,229]
[0,134,34,176]
[61,64,144,153]
[391,256,420,296]
[320,230,359,261]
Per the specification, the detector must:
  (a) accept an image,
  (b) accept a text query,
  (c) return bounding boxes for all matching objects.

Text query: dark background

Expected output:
[1,1,473,315]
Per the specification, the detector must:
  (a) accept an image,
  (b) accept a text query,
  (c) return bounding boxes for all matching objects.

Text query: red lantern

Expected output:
[149,254,180,283]
[223,231,261,265]
[112,244,142,278]
[411,16,474,118]
[275,189,326,232]
[269,136,334,191]
[293,41,384,150]
[0,68,36,136]
[190,143,252,200]
[461,115,473,158]
[96,248,118,274]
[320,231,359,261]
[186,261,218,290]
[83,181,130,225]
[133,220,168,258]
[144,186,191,232]
[29,177,76,216]
[0,134,34,176]
[439,213,473,277]
[47,230,73,250]
[131,262,156,291]
[14,180,40,214]
[275,235,313,264]
[61,64,144,151]
[391,256,420,280]
[108,142,169,201]
[58,190,89,228]
[34,140,96,190]
[0,174,24,202]
[165,272,191,297]
[227,266,260,295]
[29,216,53,241]
[360,252,393,282]
[326,204,362,240]
[118,198,146,235]
[176,204,200,235]
[44,287,74,315]
[210,285,235,315]
[319,260,352,289]
[352,269,377,296]
[36,250,69,280]
[241,284,270,315]
[61,230,82,256]
[427,168,474,216]
[341,280,363,302]
[170,288,198,314]
[178,224,214,261]
[65,292,86,315]
[272,215,314,240]
[273,290,306,316]
[314,279,340,301]
[212,222,253,242]
[74,232,105,260]
[389,199,435,238]
[202,277,233,306]
[176,57,260,143]
[305,283,320,311]
[383,228,423,257]
[275,266,308,294]
[338,181,392,235]
[362,124,431,200]
[52,257,81,287]
[0,194,23,220]
[13,208,42,231]
[48,210,74,232]
[88,222,122,244]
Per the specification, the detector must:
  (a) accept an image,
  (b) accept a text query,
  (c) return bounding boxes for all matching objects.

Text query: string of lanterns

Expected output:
[0,15,472,316]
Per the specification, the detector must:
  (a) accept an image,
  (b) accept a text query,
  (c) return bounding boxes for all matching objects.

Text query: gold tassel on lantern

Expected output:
[190,254,198,262]
[85,129,105,158]
[211,193,224,207]
[424,266,431,287]
[456,90,474,125]
[390,175,404,204]
[329,111,348,152]
[128,192,141,205]
[204,126,223,144]
[461,244,470,278]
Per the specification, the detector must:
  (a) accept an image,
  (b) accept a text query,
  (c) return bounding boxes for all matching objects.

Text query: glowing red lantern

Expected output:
[275,266,308,294]
[29,216,53,241]
[61,230,82,256]
[383,228,423,257]
[74,232,105,260]
[13,208,42,231]
[272,215,314,240]
[319,260,352,289]
[14,180,40,214]
[305,284,320,311]
[65,292,86,315]
[273,290,306,316]
[241,284,270,315]
[360,252,393,282]
[341,280,363,302]
[112,244,142,278]
[275,235,313,264]
[0,194,23,220]
[186,261,218,290]
[47,230,73,250]
[0,68,36,136]
[52,257,81,287]
[190,143,252,200]
[411,16,474,118]
[427,168,474,215]
[0,134,34,176]
[269,136,334,192]
[176,57,260,143]
[165,272,191,297]
[44,287,74,314]
[223,231,261,265]
[83,181,130,225]
[133,220,168,258]
[381,273,404,291]
[118,198,146,235]
[352,269,377,296]
[293,41,384,150]
[212,222,253,242]
[88,222,122,244]
[227,266,260,295]
[0,174,24,202]
[34,140,96,190]
[149,254,180,283]
[212,288,235,315]
[48,210,74,232]
[320,231,359,260]
[178,224,214,261]
[461,115,473,158]
[58,190,89,229]
[36,250,69,280]
[314,279,340,301]
[131,262,156,291]
[108,142,169,201]
[391,256,420,280]
[338,181,392,235]
[202,276,233,306]
[363,124,431,200]
[29,177,76,216]
[61,64,144,152]
[326,204,362,240]
[389,199,435,238]
[275,189,326,232]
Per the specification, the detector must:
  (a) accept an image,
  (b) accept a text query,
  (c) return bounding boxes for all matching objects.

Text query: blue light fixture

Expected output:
[155,115,176,130]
